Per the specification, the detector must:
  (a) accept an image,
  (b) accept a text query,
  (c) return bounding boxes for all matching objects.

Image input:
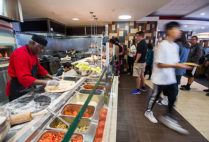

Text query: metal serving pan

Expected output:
[79,89,103,95]
[68,93,101,107]
[82,84,104,90]
[36,130,84,142]
[48,116,91,133]
[60,104,95,118]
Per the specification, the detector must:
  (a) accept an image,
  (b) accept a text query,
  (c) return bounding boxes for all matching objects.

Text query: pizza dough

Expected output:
[45,80,75,93]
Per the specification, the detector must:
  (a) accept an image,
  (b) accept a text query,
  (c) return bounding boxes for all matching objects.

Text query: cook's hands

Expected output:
[175,63,192,70]
[52,76,60,81]
[47,80,59,86]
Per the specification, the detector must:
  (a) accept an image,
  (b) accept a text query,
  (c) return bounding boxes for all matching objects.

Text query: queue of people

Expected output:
[107,21,207,134]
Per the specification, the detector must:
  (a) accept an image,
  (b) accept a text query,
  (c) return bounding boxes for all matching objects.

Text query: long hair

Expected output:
[131,39,136,46]
[175,31,190,48]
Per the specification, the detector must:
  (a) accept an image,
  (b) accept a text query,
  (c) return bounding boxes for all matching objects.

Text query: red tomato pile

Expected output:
[94,108,108,142]
[38,131,65,142]
[38,131,83,142]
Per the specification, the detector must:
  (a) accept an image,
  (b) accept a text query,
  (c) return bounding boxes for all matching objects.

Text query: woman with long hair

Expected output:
[128,39,136,75]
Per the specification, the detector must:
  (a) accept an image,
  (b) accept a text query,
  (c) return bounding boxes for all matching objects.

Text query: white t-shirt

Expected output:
[151,40,179,85]
[128,45,136,57]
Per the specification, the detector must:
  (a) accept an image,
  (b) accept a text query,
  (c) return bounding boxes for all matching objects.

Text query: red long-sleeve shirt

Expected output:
[6,45,48,96]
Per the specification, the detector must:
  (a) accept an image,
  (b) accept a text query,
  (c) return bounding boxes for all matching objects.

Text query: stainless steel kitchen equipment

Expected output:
[0,107,10,142]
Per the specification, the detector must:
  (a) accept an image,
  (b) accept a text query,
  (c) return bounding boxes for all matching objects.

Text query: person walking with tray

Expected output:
[144,22,191,134]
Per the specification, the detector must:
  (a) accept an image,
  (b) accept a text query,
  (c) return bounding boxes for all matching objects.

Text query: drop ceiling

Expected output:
[19,0,170,26]
[151,0,209,16]
[151,0,209,34]
[157,20,209,34]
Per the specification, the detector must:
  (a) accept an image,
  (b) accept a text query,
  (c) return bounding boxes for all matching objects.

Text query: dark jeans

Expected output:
[147,84,176,115]
[174,75,182,99]
[128,56,134,74]
[144,64,152,78]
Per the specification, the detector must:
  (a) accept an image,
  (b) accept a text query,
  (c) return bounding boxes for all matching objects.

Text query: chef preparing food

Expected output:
[6,35,60,101]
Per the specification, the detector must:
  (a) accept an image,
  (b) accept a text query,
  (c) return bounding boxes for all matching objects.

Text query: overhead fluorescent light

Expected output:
[118,15,131,20]
[200,12,205,16]
[72,18,79,21]
[184,25,188,28]
[201,27,205,29]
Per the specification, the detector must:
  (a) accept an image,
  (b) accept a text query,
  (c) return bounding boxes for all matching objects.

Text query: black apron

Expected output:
[9,45,38,101]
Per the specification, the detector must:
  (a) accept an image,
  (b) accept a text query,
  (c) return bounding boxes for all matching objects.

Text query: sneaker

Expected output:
[180,85,186,88]
[157,97,168,106]
[156,100,163,105]
[161,96,168,106]
[140,87,147,92]
[203,89,209,92]
[130,89,141,95]
[159,115,189,135]
[144,111,158,123]
[180,86,190,91]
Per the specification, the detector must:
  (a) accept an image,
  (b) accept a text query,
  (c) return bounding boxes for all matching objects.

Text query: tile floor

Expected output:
[117,74,209,142]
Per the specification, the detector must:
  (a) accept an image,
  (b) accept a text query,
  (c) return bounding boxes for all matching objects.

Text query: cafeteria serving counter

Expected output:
[2,57,118,142]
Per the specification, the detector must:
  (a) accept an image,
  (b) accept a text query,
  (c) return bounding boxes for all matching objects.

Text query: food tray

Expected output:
[86,78,105,82]
[183,62,199,66]
[48,116,90,133]
[68,93,100,107]
[61,104,95,118]
[85,81,105,86]
[36,130,83,142]
[79,89,102,95]
[83,84,104,90]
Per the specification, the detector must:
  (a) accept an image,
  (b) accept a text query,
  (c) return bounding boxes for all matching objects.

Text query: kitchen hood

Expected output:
[0,0,23,22]
[19,18,66,36]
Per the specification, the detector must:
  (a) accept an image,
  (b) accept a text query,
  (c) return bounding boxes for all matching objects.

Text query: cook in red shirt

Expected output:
[6,35,59,101]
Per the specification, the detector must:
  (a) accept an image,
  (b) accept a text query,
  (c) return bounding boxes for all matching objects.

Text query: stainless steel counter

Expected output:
[2,57,117,142]
[3,77,85,142]
[0,64,10,105]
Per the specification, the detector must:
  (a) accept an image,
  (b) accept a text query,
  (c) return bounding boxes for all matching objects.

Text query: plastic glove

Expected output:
[52,76,60,81]
[46,80,59,86]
